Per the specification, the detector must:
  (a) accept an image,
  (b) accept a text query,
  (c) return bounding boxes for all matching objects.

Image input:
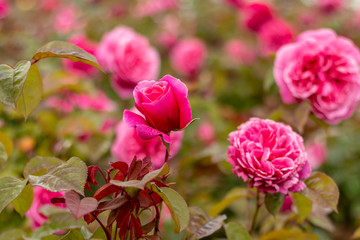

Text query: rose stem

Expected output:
[249,189,261,234]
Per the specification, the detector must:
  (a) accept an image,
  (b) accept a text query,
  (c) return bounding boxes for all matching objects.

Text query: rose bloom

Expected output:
[0,0,10,19]
[306,141,327,169]
[25,187,65,230]
[96,27,160,99]
[240,2,274,32]
[63,35,98,77]
[123,75,192,143]
[258,19,294,55]
[274,29,360,124]
[54,4,79,34]
[197,121,216,146]
[134,0,178,18]
[317,0,342,13]
[227,118,311,194]
[40,0,60,12]
[225,0,244,8]
[170,38,207,78]
[111,120,183,169]
[223,39,255,65]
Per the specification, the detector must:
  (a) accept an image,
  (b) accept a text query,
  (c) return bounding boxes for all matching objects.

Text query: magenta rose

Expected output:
[123,75,192,143]
[170,38,207,77]
[317,0,342,13]
[0,0,10,19]
[227,118,311,194]
[111,120,183,169]
[96,27,160,99]
[274,29,360,124]
[240,2,274,32]
[25,187,65,230]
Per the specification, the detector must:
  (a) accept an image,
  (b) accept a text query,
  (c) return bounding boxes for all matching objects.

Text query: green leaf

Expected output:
[151,185,190,233]
[304,172,339,213]
[291,192,312,222]
[0,229,25,240]
[265,193,285,216]
[0,142,8,166]
[0,177,27,213]
[28,157,88,195]
[0,131,13,157]
[260,229,320,240]
[191,215,227,239]
[15,63,42,119]
[60,230,84,240]
[12,184,34,216]
[224,221,250,240]
[24,156,64,178]
[209,187,247,217]
[32,41,102,71]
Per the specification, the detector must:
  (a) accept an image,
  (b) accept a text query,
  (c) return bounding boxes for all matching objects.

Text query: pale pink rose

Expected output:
[111,120,183,169]
[123,75,192,143]
[63,35,98,77]
[223,39,255,65]
[317,0,342,13]
[240,2,274,32]
[170,38,207,77]
[306,141,327,169]
[25,187,65,230]
[0,0,10,19]
[96,27,160,99]
[227,118,311,194]
[274,29,360,124]
[258,19,294,55]
[134,0,178,18]
[54,4,80,34]
[197,122,216,146]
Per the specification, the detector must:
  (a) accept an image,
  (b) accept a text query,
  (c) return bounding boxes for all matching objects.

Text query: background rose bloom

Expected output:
[54,4,79,34]
[170,38,207,77]
[111,120,183,169]
[96,27,160,99]
[223,39,255,65]
[0,0,10,19]
[240,2,274,32]
[197,121,216,146]
[63,35,98,77]
[274,29,360,124]
[124,75,192,143]
[25,187,65,230]
[227,118,311,194]
[317,0,342,13]
[306,141,327,169]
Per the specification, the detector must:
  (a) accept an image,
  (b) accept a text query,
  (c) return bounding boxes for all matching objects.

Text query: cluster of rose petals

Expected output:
[25,187,65,230]
[170,38,207,77]
[63,35,98,77]
[111,120,183,169]
[227,118,311,194]
[123,75,192,143]
[134,0,178,18]
[317,0,342,13]
[240,2,274,32]
[274,29,360,124]
[306,141,327,169]
[96,27,160,99]
[0,0,10,19]
[223,39,255,65]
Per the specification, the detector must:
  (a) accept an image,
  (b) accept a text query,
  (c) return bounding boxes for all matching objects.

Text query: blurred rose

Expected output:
[306,141,327,169]
[25,187,65,230]
[157,15,180,50]
[40,0,60,12]
[274,29,360,124]
[170,38,207,77]
[0,0,10,19]
[96,27,160,99]
[54,4,79,34]
[63,35,98,77]
[317,0,342,13]
[240,2,274,32]
[111,120,183,169]
[134,0,178,18]
[197,122,216,146]
[123,75,192,143]
[227,118,311,194]
[258,19,294,55]
[225,0,244,8]
[223,39,255,65]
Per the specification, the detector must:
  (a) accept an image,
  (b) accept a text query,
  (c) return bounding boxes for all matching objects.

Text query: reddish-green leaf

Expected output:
[64,191,98,219]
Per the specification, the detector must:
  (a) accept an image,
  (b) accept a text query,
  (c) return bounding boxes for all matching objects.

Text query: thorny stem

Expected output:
[249,189,261,234]
[92,213,112,240]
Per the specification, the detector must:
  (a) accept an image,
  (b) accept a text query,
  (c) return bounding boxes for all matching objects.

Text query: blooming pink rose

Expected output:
[54,5,79,34]
[123,75,192,143]
[170,38,207,77]
[0,0,10,19]
[25,187,65,230]
[274,29,360,124]
[111,120,183,169]
[240,2,274,32]
[317,0,342,13]
[96,27,160,99]
[197,122,216,146]
[63,35,98,77]
[258,19,294,55]
[227,118,311,194]
[306,141,327,169]
[223,39,255,65]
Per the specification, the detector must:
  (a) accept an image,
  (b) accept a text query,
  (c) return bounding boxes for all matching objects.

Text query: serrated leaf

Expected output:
[304,172,339,213]
[64,191,98,219]
[151,185,189,233]
[291,192,312,222]
[209,187,247,217]
[12,184,34,216]
[24,156,64,178]
[32,41,102,70]
[224,221,250,240]
[265,193,285,216]
[0,177,27,213]
[15,63,42,119]
[29,157,88,195]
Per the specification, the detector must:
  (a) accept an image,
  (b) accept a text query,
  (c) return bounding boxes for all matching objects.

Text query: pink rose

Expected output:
[63,35,98,77]
[96,27,160,99]
[223,39,255,65]
[274,29,360,124]
[240,2,274,32]
[225,0,244,8]
[0,0,10,19]
[317,0,342,13]
[25,187,65,230]
[40,0,60,12]
[306,141,327,169]
[123,75,192,143]
[134,0,179,18]
[54,5,79,34]
[197,122,216,146]
[227,118,311,194]
[170,38,207,77]
[111,120,183,169]
[258,19,294,55]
